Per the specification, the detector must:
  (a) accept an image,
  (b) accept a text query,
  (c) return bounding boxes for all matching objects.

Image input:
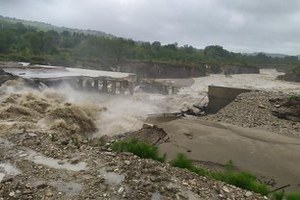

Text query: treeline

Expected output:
[0,19,299,68]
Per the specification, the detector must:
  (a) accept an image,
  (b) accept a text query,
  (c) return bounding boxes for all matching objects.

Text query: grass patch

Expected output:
[169,153,208,176]
[169,153,194,170]
[286,192,300,200]
[211,171,269,195]
[112,140,270,196]
[271,191,300,200]
[111,139,166,162]
[288,94,300,101]
[170,153,269,195]
[272,190,285,200]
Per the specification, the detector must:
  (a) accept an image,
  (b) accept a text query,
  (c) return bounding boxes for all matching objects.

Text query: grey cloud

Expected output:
[0,0,299,54]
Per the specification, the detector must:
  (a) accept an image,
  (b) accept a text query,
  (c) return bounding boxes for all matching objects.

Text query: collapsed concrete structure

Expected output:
[206,85,254,113]
[140,79,179,95]
[0,62,136,95]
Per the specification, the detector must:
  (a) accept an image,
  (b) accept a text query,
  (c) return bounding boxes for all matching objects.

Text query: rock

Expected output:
[182,181,188,186]
[258,104,267,109]
[28,133,37,137]
[104,152,115,156]
[0,173,5,182]
[166,183,178,193]
[245,191,252,197]
[118,186,125,194]
[150,176,157,182]
[124,160,131,165]
[58,160,65,165]
[45,190,53,197]
[36,181,48,189]
[9,191,15,197]
[69,156,81,164]
[176,192,188,200]
[23,190,33,195]
[143,123,154,129]
[222,186,230,193]
[189,179,197,186]
[183,133,193,140]
[61,139,69,145]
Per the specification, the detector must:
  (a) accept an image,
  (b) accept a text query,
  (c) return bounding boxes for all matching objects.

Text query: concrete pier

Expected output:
[94,79,99,90]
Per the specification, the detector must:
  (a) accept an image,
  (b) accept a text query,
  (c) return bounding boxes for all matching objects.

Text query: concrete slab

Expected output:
[1,64,136,82]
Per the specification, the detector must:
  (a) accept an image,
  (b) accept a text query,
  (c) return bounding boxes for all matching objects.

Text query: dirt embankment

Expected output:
[277,73,300,82]
[0,68,16,85]
[115,62,260,79]
[222,65,260,74]
[114,61,207,78]
[204,91,300,136]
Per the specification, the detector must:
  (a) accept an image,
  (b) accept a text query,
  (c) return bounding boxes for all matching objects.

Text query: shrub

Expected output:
[292,64,300,75]
[111,139,166,162]
[170,153,207,176]
[98,136,106,146]
[225,160,235,171]
[287,192,300,200]
[212,171,269,195]
[170,153,194,170]
[272,190,285,200]
[288,94,300,101]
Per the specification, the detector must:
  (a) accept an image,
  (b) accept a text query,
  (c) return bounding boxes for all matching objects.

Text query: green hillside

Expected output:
[0,15,298,70]
[0,15,112,37]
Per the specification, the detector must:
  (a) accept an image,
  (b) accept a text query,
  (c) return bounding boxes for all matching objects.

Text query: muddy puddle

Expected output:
[19,149,87,171]
[0,137,14,148]
[0,163,21,182]
[49,180,82,196]
[0,137,87,172]
[151,191,161,200]
[98,168,125,185]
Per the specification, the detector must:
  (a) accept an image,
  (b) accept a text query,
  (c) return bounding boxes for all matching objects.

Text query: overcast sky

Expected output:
[1,0,300,55]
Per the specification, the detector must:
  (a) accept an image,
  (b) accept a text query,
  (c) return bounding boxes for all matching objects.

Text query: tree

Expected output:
[204,45,229,58]
[152,41,161,49]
